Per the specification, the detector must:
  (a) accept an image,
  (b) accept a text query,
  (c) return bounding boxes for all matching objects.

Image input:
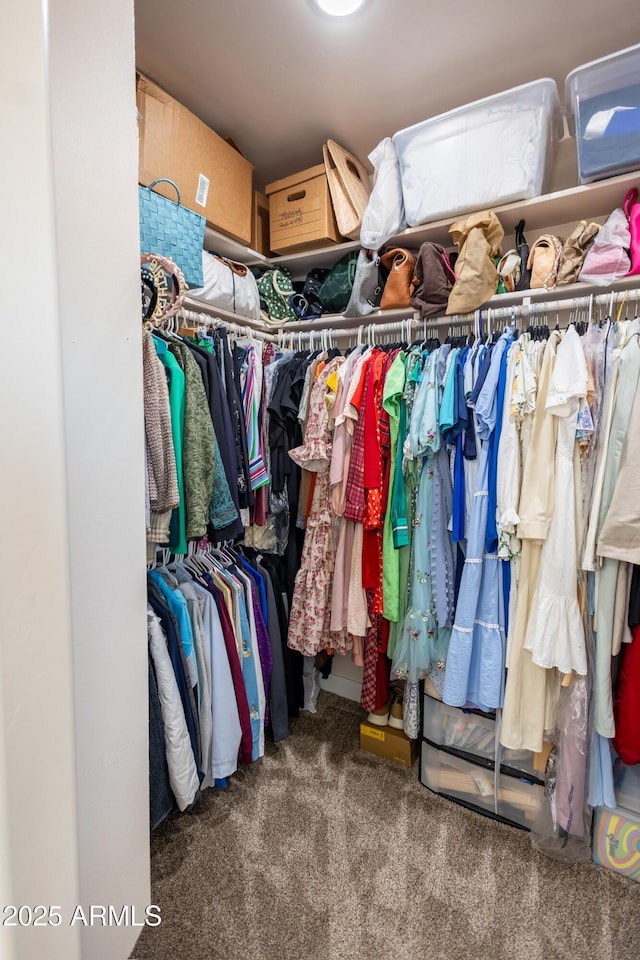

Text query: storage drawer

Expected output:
[613,755,640,818]
[420,741,544,830]
[423,696,495,759]
[422,695,540,780]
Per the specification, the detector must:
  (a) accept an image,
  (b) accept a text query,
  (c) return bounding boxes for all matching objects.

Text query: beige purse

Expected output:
[557,221,600,285]
[527,235,564,290]
[446,210,504,314]
[323,140,372,240]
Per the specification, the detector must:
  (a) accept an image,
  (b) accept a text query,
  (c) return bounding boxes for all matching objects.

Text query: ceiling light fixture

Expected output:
[313,0,367,17]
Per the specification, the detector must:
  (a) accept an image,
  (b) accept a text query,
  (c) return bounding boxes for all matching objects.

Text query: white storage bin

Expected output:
[566,44,640,184]
[420,741,544,830]
[393,79,561,226]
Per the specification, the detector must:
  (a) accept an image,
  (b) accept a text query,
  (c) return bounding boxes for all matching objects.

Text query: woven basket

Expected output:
[139,178,205,288]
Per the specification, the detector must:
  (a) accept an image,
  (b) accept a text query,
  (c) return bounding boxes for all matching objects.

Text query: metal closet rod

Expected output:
[429,286,640,327]
[178,303,417,346]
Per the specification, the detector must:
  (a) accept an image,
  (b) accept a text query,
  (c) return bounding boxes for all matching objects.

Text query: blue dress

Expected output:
[443,333,511,711]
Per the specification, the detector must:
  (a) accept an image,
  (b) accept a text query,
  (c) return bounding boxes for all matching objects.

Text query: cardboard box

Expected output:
[360,721,418,768]
[252,191,272,257]
[593,805,640,882]
[136,73,253,245]
[266,164,341,254]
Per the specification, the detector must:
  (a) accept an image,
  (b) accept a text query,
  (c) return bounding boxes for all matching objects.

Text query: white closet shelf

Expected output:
[470,273,640,312]
[199,170,640,275]
[203,225,268,265]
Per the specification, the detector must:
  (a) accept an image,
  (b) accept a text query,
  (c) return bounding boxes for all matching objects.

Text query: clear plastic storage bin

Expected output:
[422,695,539,779]
[613,754,640,817]
[420,741,544,830]
[392,79,561,226]
[566,43,640,184]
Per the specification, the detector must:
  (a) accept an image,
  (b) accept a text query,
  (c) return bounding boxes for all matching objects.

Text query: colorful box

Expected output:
[593,806,640,882]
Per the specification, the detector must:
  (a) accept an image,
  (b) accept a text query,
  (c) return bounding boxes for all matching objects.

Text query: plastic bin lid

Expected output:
[565,42,640,113]
[393,77,559,141]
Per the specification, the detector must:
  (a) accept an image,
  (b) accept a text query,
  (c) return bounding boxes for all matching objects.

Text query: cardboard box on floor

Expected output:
[136,73,253,245]
[360,721,418,768]
[266,164,341,254]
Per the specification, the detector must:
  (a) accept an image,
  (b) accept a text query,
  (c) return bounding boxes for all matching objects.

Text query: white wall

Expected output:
[47,0,151,957]
[0,0,149,957]
[320,656,363,703]
[0,2,82,958]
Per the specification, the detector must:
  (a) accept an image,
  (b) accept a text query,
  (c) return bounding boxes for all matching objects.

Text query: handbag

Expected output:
[380,248,416,309]
[189,251,261,320]
[515,219,531,291]
[579,207,631,286]
[344,250,386,318]
[624,188,640,276]
[447,210,504,315]
[527,235,564,290]
[411,242,456,318]
[256,267,297,325]
[319,251,359,314]
[138,178,205,288]
[496,249,521,294]
[323,140,372,240]
[557,221,600,285]
[291,269,330,320]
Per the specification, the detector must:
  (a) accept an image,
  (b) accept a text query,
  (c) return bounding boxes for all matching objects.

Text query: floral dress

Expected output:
[287,358,344,656]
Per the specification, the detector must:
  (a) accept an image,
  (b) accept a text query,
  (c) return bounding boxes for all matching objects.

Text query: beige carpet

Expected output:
[132,692,640,960]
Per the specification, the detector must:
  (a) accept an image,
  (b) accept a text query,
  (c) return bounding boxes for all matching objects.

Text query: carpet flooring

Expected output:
[132,692,640,960]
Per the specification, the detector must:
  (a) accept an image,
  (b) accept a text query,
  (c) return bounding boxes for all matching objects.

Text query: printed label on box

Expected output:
[196,174,210,208]
[364,727,385,742]
[472,772,494,797]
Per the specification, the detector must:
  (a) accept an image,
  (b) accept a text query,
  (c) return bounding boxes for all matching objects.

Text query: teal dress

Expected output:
[153,335,187,554]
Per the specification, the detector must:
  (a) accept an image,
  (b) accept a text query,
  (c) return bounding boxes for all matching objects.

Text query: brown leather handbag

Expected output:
[380,248,416,309]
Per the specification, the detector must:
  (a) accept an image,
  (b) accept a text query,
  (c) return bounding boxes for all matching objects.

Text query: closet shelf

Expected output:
[199,170,640,279]
[203,225,268,266]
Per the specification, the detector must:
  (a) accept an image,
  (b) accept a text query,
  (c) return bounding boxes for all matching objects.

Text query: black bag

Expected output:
[295,268,330,320]
[515,219,531,291]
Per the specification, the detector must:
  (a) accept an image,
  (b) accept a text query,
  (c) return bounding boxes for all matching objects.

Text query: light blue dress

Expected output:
[392,351,449,683]
[443,333,511,711]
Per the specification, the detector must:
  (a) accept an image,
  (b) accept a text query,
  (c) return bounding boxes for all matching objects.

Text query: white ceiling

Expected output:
[134,0,640,189]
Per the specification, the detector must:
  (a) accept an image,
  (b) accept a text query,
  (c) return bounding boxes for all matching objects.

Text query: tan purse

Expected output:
[380,248,416,309]
[446,210,504,314]
[557,221,600,285]
[527,235,564,290]
[323,140,372,240]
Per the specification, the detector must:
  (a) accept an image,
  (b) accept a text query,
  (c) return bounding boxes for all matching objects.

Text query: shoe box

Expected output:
[360,721,419,768]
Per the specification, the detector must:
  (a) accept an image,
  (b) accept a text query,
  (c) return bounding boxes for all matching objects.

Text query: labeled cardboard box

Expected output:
[593,805,640,882]
[265,164,341,254]
[136,73,253,245]
[360,721,418,768]
[252,191,272,257]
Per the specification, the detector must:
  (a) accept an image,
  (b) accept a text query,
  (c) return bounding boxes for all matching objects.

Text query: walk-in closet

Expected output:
[3,3,640,959]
